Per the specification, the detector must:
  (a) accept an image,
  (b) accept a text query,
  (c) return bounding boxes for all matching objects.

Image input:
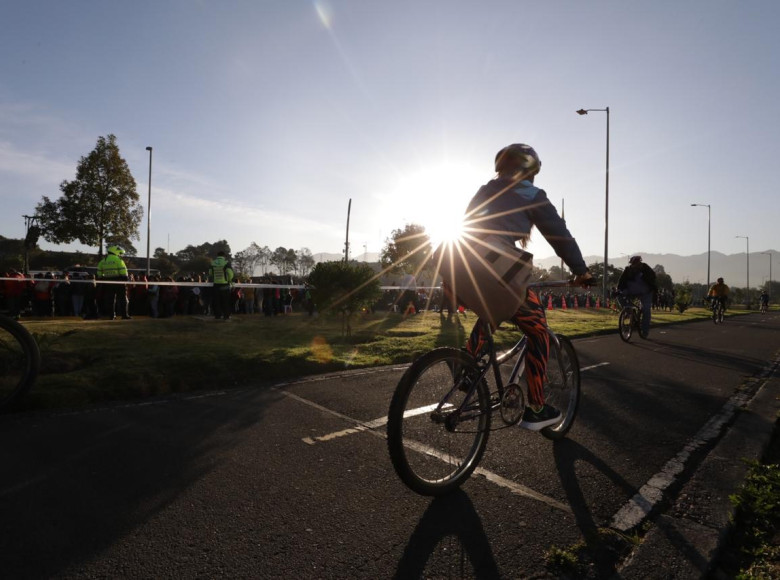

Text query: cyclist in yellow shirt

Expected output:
[707,277,730,311]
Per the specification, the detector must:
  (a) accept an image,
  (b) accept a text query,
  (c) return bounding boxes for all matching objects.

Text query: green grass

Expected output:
[716,431,780,579]
[12,305,740,412]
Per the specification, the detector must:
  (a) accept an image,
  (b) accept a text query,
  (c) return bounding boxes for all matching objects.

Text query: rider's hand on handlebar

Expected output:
[573,272,594,288]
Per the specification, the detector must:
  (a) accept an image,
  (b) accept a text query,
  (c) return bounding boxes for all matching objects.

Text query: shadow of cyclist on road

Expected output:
[394,489,500,579]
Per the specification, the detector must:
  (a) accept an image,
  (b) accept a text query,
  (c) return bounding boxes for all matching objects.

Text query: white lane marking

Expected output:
[280,364,614,511]
[299,362,608,444]
[610,352,780,532]
[581,362,610,371]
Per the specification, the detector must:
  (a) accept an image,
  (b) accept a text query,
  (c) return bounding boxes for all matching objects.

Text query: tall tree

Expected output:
[297,247,315,277]
[35,134,143,257]
[380,223,431,275]
[270,247,289,274]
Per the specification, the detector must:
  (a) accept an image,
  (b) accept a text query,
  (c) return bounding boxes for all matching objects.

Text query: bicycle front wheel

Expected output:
[618,308,633,342]
[541,334,581,440]
[0,316,41,411]
[387,347,491,496]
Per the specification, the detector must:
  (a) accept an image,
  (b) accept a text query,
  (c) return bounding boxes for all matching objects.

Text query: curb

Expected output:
[616,373,780,578]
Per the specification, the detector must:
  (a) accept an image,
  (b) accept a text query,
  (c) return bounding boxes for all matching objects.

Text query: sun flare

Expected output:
[388,162,483,251]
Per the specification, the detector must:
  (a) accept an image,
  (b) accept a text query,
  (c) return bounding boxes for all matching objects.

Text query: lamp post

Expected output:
[736,235,749,307]
[145,146,153,277]
[691,203,711,288]
[762,251,772,294]
[577,107,610,303]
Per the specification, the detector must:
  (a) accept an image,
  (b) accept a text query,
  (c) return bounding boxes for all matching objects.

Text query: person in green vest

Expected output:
[209,251,235,320]
[97,245,130,320]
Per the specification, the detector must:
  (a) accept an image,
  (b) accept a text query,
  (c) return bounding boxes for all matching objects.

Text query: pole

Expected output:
[737,235,749,307]
[145,146,153,276]
[604,106,610,305]
[560,198,565,280]
[576,107,610,303]
[691,204,711,288]
[344,198,352,263]
[763,252,772,295]
[703,204,710,290]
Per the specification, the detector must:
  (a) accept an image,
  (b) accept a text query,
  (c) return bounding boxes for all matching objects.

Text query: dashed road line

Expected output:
[282,361,611,511]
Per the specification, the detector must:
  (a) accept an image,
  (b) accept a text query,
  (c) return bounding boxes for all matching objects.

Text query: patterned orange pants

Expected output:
[466,289,549,408]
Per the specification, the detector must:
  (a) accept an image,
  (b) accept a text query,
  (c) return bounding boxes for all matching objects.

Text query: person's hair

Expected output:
[629,255,642,265]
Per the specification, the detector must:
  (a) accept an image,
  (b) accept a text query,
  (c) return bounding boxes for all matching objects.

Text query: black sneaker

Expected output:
[520,405,562,431]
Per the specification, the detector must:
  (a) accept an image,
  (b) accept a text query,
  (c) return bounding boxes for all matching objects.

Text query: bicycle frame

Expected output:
[434,318,561,428]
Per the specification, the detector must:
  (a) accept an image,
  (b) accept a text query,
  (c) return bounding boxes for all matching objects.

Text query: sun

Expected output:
[389,161,483,251]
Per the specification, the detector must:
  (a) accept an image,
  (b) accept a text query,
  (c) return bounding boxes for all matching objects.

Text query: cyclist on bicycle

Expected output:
[707,277,729,312]
[617,255,656,339]
[759,290,769,312]
[459,143,592,430]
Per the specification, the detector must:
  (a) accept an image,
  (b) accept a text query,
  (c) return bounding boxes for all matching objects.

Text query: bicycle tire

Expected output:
[387,347,491,496]
[618,308,633,342]
[541,334,581,440]
[0,316,41,410]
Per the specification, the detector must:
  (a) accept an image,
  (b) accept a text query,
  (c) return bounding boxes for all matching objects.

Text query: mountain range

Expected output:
[315,250,778,289]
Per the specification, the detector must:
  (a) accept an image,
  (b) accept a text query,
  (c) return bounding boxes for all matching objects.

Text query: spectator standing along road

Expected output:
[209,251,235,320]
[97,245,131,320]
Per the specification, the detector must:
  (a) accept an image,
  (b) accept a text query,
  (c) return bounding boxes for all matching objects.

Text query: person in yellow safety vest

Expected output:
[707,277,730,311]
[97,245,131,320]
[209,250,235,320]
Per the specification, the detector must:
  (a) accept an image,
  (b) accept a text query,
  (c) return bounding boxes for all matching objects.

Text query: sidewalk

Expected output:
[617,368,780,577]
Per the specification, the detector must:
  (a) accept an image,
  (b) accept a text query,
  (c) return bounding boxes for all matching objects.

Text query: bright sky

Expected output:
[2,1,778,268]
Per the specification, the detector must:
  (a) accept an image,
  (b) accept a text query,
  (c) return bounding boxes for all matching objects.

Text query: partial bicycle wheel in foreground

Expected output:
[0,315,41,410]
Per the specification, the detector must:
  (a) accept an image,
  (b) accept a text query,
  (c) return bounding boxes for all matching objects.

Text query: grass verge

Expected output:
[9,305,741,412]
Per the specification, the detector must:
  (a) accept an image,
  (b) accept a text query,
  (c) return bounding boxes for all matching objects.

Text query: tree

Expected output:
[547,265,571,281]
[35,134,143,257]
[233,242,264,278]
[380,223,432,276]
[257,245,272,275]
[297,247,315,277]
[270,247,294,274]
[588,261,622,289]
[307,261,382,334]
[653,264,674,293]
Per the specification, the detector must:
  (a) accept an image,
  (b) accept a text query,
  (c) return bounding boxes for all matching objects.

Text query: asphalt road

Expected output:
[1,312,779,578]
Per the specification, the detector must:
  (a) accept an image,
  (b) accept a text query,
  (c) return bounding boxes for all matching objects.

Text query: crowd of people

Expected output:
[0,269,303,321]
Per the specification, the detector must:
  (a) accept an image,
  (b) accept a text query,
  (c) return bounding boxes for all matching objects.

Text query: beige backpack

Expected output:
[436,235,532,328]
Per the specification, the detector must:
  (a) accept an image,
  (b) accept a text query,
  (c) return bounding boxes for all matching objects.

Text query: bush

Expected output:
[307,261,382,315]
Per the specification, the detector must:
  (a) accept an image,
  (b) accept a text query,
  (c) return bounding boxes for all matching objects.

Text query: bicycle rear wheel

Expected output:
[387,347,491,496]
[0,316,41,411]
[541,334,581,440]
[618,308,633,342]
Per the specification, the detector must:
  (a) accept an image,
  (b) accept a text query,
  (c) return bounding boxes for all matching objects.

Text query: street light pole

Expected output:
[762,251,772,294]
[145,146,153,277]
[736,235,749,307]
[691,203,711,288]
[577,107,610,304]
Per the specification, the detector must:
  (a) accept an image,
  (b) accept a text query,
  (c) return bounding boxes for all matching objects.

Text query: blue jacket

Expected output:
[465,178,588,275]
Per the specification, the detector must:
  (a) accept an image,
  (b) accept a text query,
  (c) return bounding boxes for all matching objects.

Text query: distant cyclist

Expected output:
[454,143,592,431]
[708,277,730,312]
[617,256,656,339]
[759,290,769,312]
